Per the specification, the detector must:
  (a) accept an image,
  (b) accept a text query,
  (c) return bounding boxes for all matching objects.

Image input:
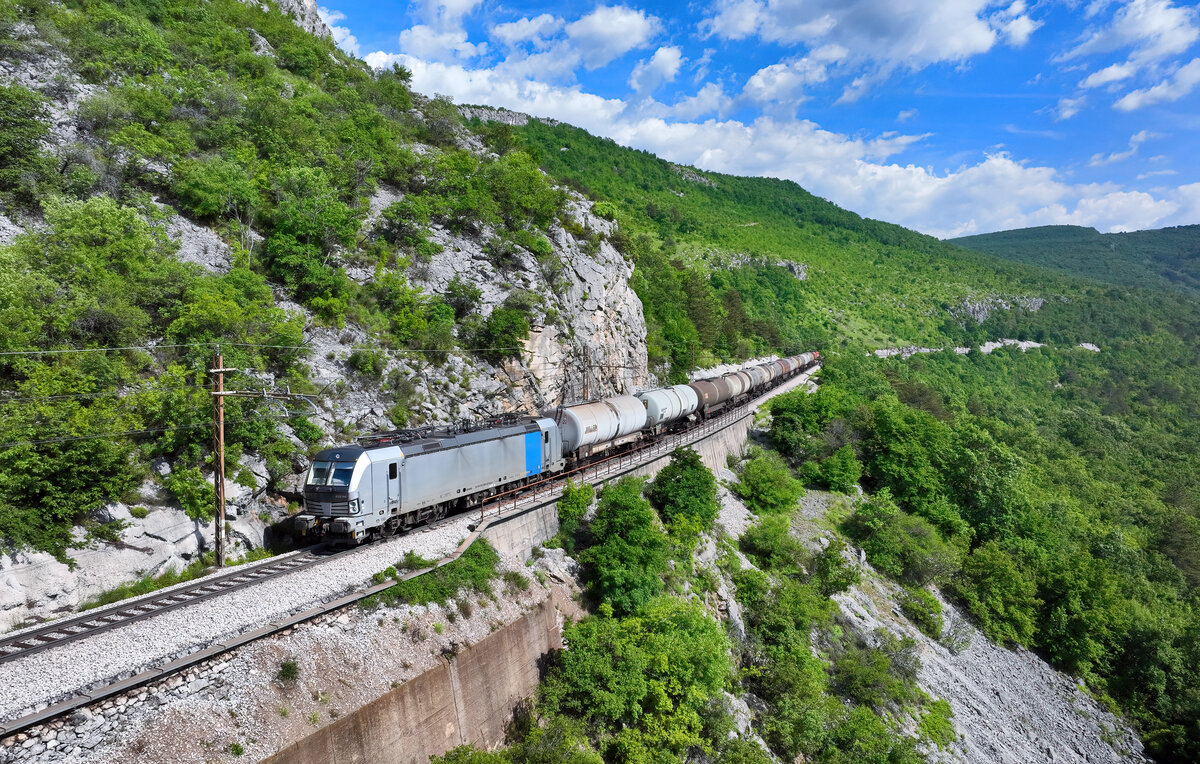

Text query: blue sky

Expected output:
[317,0,1200,238]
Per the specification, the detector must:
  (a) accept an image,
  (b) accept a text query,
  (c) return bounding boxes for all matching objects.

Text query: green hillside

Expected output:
[952,224,1200,294]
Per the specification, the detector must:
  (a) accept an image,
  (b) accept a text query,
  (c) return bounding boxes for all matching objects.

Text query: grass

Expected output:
[80,547,277,611]
[363,540,500,609]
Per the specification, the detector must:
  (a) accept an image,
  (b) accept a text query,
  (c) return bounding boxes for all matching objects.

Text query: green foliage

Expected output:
[592,201,618,220]
[645,447,719,534]
[578,477,668,617]
[831,629,922,709]
[917,699,956,749]
[370,539,499,608]
[0,83,50,209]
[539,597,730,759]
[732,449,804,514]
[810,536,861,597]
[843,490,962,587]
[952,541,1040,647]
[276,660,300,683]
[164,466,216,522]
[740,514,804,573]
[473,307,530,364]
[899,587,944,639]
[555,480,593,551]
[800,445,862,493]
[171,156,257,220]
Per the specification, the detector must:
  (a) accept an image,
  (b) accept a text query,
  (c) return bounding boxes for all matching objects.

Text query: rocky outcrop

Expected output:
[271,0,331,39]
[953,295,1044,324]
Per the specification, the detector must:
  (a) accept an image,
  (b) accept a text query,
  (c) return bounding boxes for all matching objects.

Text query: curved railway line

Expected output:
[0,365,818,741]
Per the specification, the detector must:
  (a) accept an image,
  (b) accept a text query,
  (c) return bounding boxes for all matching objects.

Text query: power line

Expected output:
[0,385,210,404]
[0,413,293,449]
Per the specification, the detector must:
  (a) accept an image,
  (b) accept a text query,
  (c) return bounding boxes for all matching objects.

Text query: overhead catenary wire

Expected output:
[0,413,294,450]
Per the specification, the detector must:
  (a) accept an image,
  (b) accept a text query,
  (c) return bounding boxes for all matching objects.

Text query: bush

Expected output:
[164,467,216,522]
[844,489,961,586]
[810,536,861,596]
[276,660,300,683]
[732,449,804,514]
[578,478,668,616]
[900,587,944,639]
[646,447,719,533]
[555,480,593,550]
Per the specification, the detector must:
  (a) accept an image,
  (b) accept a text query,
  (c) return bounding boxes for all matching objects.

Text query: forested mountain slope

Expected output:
[952,224,1200,295]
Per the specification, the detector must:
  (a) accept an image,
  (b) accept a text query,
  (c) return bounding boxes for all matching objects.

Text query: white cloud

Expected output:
[649,82,734,120]
[898,108,919,122]
[1088,129,1155,165]
[398,25,486,61]
[565,5,661,70]
[1137,168,1177,178]
[699,0,1040,98]
[318,6,360,56]
[1054,95,1087,120]
[490,14,564,50]
[630,47,683,93]
[1080,61,1136,88]
[1114,57,1200,109]
[1061,0,1198,69]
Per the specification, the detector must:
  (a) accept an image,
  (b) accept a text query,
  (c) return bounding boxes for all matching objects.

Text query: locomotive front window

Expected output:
[308,461,355,486]
[309,461,332,485]
[329,464,355,486]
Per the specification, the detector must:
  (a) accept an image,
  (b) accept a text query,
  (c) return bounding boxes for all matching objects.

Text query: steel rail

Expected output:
[0,550,339,665]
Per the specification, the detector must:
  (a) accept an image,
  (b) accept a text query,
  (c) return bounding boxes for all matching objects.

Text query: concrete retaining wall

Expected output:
[264,597,562,764]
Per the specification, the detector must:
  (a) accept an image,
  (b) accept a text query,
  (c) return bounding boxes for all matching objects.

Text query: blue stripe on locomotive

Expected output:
[525,431,542,476]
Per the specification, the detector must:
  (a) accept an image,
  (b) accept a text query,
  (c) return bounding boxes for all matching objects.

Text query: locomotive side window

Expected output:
[389,463,397,479]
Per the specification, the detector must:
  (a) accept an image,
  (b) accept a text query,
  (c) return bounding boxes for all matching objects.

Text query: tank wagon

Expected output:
[295,352,818,545]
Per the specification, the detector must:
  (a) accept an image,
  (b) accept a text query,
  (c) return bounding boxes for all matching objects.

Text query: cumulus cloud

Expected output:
[398,25,486,60]
[1080,61,1136,88]
[490,14,564,50]
[565,5,661,69]
[629,47,684,93]
[1114,56,1200,109]
[699,0,1041,98]
[742,45,847,103]
[1061,0,1198,69]
[318,6,360,56]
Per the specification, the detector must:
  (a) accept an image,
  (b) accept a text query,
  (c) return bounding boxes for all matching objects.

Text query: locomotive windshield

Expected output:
[307,461,356,487]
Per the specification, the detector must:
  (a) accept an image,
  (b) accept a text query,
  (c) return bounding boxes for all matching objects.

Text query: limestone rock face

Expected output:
[274,0,332,39]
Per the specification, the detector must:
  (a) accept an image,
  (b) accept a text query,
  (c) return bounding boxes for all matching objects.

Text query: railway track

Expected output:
[0,548,341,665]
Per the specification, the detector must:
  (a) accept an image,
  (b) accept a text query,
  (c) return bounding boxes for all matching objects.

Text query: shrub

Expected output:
[129,506,149,519]
[732,449,804,514]
[900,587,944,639]
[276,660,300,683]
[164,467,216,522]
[646,447,719,533]
[592,201,618,220]
[578,477,668,616]
[810,536,861,596]
[918,698,957,748]
[229,742,244,756]
[555,480,594,550]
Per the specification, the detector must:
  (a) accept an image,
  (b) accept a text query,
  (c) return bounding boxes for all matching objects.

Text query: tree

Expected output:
[952,541,1040,646]
[646,447,719,533]
[733,449,804,514]
[539,597,730,758]
[578,478,668,616]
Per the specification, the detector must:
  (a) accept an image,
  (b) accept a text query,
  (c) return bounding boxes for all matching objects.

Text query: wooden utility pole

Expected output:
[210,351,232,567]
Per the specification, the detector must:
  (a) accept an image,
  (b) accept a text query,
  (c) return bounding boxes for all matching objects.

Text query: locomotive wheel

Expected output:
[433,504,447,521]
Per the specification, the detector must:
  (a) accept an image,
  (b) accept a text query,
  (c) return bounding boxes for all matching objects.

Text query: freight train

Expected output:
[294,352,819,545]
